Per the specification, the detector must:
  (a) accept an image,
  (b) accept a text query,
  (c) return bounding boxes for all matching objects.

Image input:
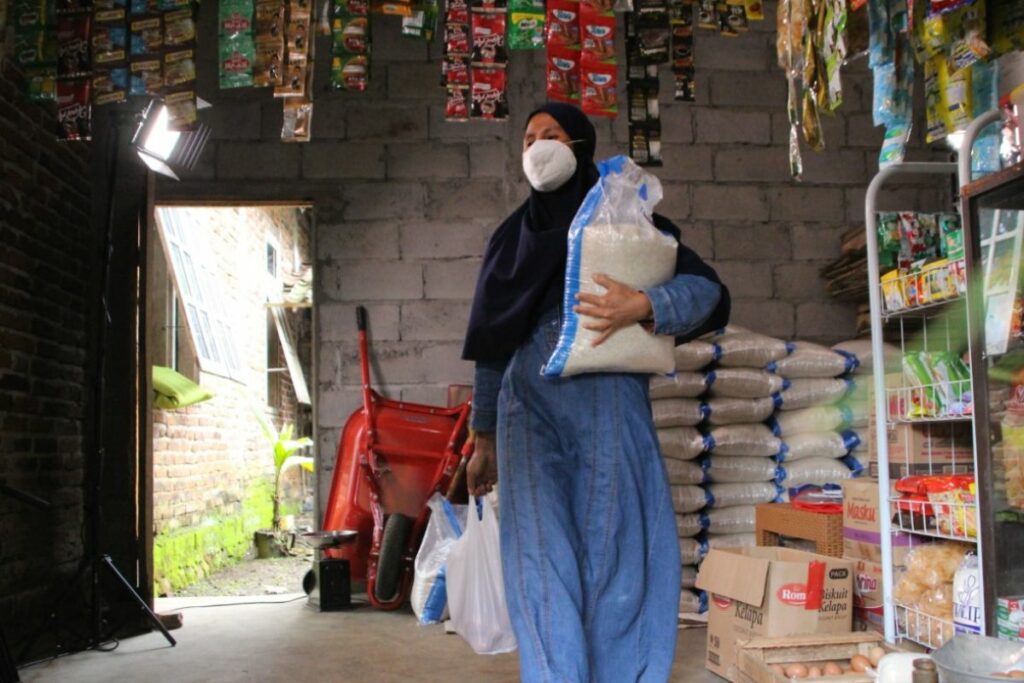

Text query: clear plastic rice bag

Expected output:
[779,457,860,487]
[674,340,717,371]
[704,397,777,426]
[768,405,852,436]
[778,430,861,462]
[768,341,859,378]
[703,455,781,483]
[652,398,705,428]
[702,505,757,534]
[705,423,783,457]
[712,332,793,368]
[650,372,709,399]
[706,532,757,549]
[657,427,707,460]
[665,459,707,485]
[778,378,854,411]
[672,484,711,513]
[832,338,901,374]
[706,368,787,399]
[676,513,705,538]
[706,482,781,508]
[682,564,698,589]
[544,156,677,377]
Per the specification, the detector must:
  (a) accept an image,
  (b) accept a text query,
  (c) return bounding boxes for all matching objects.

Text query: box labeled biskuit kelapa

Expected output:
[695,546,854,682]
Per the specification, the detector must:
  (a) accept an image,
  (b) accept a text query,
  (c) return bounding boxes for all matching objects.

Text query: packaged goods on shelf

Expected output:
[651,397,704,427]
[704,423,782,457]
[892,542,973,649]
[703,455,781,483]
[706,368,787,399]
[657,426,706,460]
[649,372,708,399]
[892,474,978,540]
[952,553,981,635]
[665,458,706,485]
[769,341,859,378]
[998,596,1024,642]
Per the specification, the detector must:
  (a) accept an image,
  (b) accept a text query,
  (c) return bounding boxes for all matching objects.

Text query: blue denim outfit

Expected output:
[471,274,721,683]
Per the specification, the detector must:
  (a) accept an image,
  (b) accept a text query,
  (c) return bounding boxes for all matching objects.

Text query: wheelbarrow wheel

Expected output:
[374,513,412,604]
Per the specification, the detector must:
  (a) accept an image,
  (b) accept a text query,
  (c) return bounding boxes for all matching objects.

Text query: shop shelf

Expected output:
[894,601,956,650]
[884,380,974,424]
[879,259,967,322]
[890,496,979,543]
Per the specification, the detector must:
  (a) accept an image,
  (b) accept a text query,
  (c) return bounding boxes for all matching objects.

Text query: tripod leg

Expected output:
[0,624,19,683]
[101,556,176,647]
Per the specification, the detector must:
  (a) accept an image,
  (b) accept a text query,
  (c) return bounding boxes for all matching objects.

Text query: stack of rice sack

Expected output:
[651,330,877,618]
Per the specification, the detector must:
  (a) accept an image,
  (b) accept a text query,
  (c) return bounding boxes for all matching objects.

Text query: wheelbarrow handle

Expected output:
[356,305,368,332]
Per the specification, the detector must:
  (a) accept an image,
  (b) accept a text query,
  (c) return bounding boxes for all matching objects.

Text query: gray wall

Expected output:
[156,1,945,497]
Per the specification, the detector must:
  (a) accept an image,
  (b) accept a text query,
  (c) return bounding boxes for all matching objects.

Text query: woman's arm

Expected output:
[644,273,722,338]
[470,359,509,432]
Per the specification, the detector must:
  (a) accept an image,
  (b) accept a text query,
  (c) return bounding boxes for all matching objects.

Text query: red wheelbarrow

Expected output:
[320,306,473,610]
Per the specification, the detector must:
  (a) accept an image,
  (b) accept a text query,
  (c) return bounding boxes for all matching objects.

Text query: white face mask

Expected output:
[521,139,578,192]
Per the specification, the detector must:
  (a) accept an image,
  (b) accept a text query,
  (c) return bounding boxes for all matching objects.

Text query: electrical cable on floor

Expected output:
[167,595,371,610]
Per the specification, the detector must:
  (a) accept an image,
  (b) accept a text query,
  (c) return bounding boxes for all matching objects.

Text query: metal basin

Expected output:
[932,634,1024,682]
[300,530,358,550]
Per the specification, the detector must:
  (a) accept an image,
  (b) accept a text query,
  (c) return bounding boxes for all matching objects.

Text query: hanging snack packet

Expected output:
[580,3,615,64]
[93,65,128,103]
[58,14,92,78]
[330,53,368,89]
[938,212,963,260]
[581,0,613,12]
[164,88,197,129]
[924,57,946,143]
[546,45,581,102]
[879,123,912,168]
[581,61,617,117]
[445,84,470,120]
[446,0,469,24]
[696,0,715,29]
[56,78,92,140]
[946,0,989,73]
[281,97,313,141]
[508,11,544,49]
[93,10,127,64]
[742,0,762,21]
[221,0,254,36]
[470,9,506,65]
[163,46,195,86]
[255,0,285,39]
[445,54,470,84]
[163,6,195,46]
[446,20,470,53]
[674,67,695,101]
[629,122,662,166]
[545,0,580,48]
[332,13,368,53]
[277,55,308,95]
[219,34,255,88]
[129,0,158,14]
[636,7,671,62]
[287,15,311,57]
[940,57,972,132]
[628,78,659,122]
[254,40,284,86]
[470,67,508,119]
[129,56,161,94]
[129,15,161,55]
[724,0,747,32]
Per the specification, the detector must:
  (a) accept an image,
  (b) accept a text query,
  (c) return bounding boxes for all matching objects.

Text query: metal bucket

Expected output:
[932,634,1024,682]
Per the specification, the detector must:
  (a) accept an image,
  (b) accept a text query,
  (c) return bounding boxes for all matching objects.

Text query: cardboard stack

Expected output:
[651,331,876,620]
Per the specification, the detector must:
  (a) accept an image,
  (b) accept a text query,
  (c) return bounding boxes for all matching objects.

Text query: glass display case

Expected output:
[963,162,1024,637]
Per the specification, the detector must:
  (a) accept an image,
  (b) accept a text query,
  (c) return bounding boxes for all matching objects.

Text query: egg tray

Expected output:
[736,632,894,683]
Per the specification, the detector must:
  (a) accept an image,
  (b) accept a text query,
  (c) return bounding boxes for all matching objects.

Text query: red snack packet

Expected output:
[546,45,580,102]
[545,0,580,49]
[57,78,92,141]
[446,85,470,120]
[580,61,617,117]
[471,10,507,65]
[445,21,470,54]
[470,67,507,119]
[445,54,470,85]
[580,3,615,64]
[58,14,92,79]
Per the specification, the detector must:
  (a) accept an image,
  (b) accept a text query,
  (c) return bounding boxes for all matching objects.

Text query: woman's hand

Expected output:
[467,431,498,497]
[573,273,654,347]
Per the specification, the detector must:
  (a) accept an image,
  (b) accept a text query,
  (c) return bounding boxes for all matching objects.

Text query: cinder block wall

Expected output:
[157,1,945,503]
[0,64,93,647]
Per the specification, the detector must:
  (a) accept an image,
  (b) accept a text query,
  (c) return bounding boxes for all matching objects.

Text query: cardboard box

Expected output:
[695,546,854,682]
[851,559,887,635]
[737,632,887,683]
[841,478,923,566]
[997,597,1024,642]
[871,421,974,465]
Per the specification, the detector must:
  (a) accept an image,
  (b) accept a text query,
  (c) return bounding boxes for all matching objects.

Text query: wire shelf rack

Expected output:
[890,496,979,542]
[885,379,973,424]
[879,258,967,320]
[895,602,956,650]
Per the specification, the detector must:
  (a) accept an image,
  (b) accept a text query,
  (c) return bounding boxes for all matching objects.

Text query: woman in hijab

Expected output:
[462,103,729,683]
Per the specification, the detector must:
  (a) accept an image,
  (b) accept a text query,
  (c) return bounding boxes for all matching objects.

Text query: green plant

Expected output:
[257,415,314,532]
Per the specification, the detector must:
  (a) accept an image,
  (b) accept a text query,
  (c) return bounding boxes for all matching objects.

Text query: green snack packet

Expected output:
[508,0,543,11]
[220,0,255,37]
[938,212,964,260]
[508,11,544,49]
[219,34,255,88]
[903,351,943,417]
[877,211,901,266]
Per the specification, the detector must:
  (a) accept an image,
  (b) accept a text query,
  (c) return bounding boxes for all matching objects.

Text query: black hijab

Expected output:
[462,103,599,363]
[462,103,730,364]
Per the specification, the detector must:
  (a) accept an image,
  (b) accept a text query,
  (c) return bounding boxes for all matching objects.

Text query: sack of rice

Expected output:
[672,484,711,514]
[665,459,707,485]
[702,505,757,534]
[680,537,708,565]
[778,378,854,411]
[703,455,781,483]
[712,332,793,368]
[768,341,858,378]
[649,372,709,399]
[657,427,708,460]
[831,338,901,373]
[777,430,861,462]
[767,405,853,436]
[703,396,777,426]
[652,398,705,428]
[676,513,705,538]
[706,368,787,399]
[706,482,781,508]
[705,423,782,457]
[779,456,862,487]
[674,340,717,371]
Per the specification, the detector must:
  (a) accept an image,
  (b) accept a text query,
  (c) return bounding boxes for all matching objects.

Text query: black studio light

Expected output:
[131,99,211,180]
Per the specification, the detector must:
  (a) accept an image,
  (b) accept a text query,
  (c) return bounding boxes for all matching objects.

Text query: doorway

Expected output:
[145,204,315,600]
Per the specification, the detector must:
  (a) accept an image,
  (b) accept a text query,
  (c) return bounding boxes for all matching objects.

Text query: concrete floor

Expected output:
[19,595,721,682]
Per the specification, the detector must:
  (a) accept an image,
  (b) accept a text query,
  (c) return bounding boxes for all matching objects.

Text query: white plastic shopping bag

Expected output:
[543,155,678,377]
[411,494,467,625]
[446,495,517,655]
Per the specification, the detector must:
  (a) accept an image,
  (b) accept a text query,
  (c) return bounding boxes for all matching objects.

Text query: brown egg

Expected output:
[807,665,822,677]
[769,664,786,675]
[850,654,871,673]
[822,662,842,676]
[868,646,887,667]
[784,663,809,678]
